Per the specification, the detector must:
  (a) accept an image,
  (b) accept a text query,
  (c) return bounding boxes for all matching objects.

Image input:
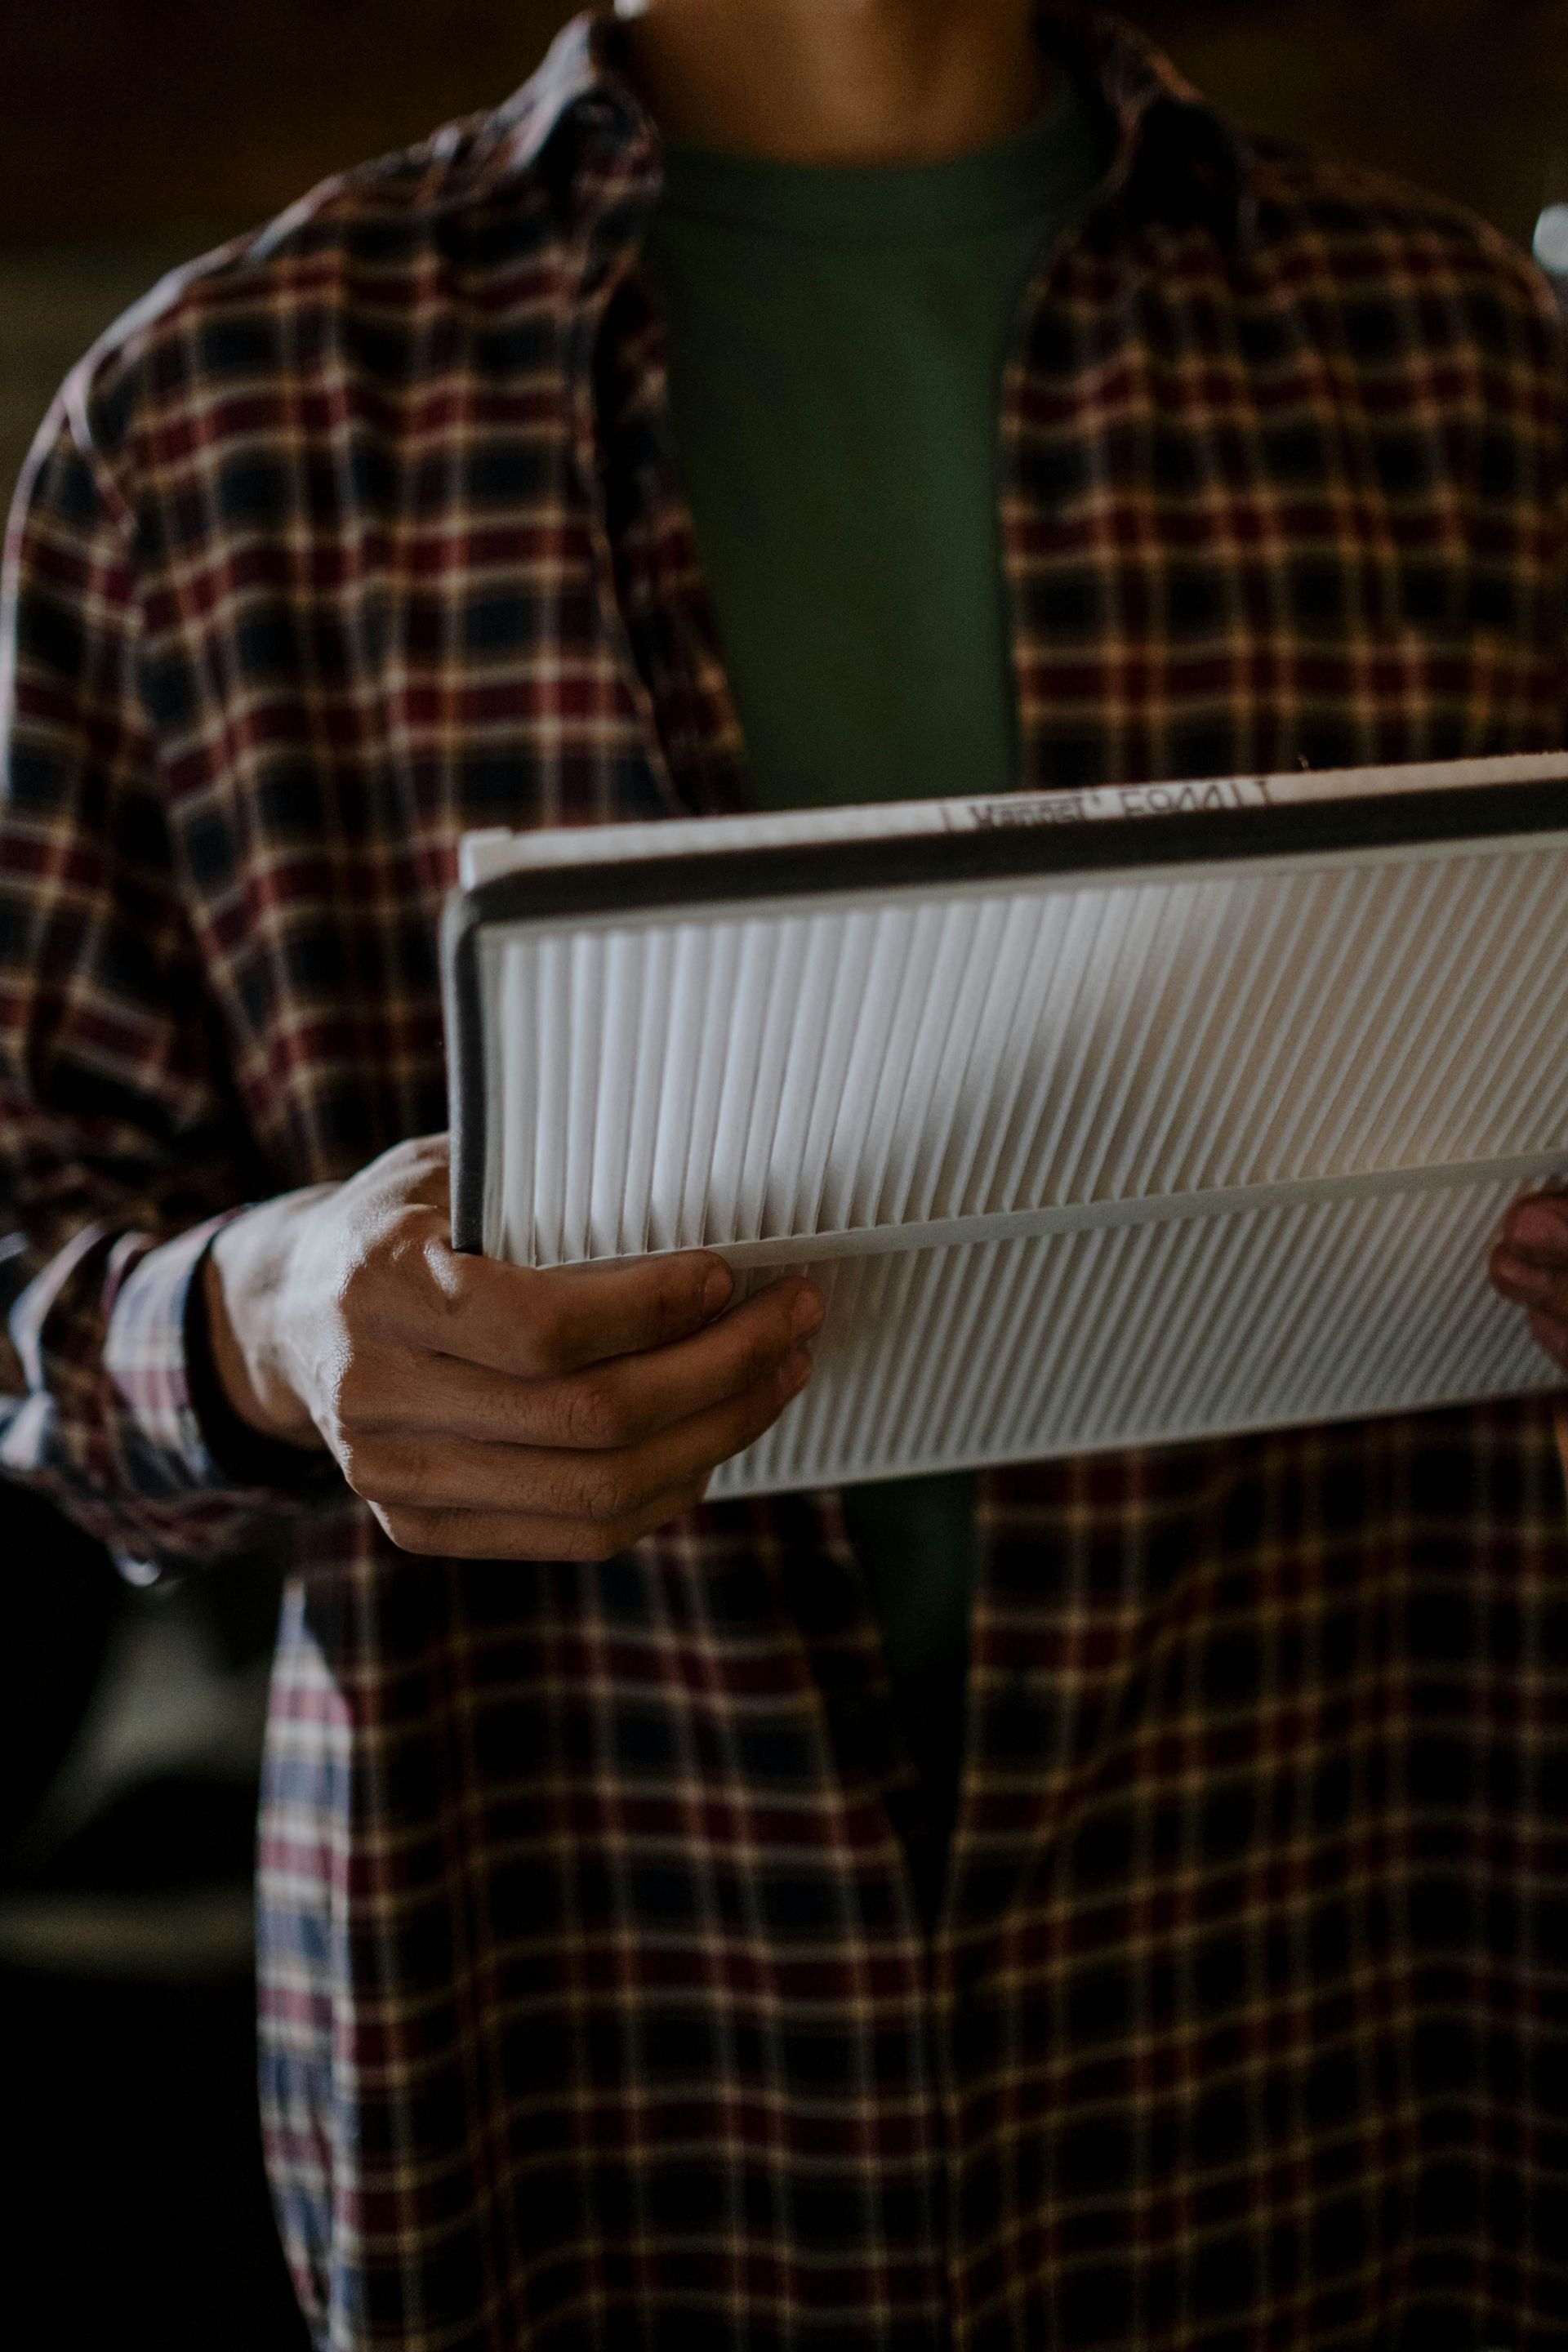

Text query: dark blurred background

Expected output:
[2,4,1564,2345]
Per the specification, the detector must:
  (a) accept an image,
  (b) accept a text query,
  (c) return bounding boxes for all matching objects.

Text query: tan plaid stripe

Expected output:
[2,7,1567,2345]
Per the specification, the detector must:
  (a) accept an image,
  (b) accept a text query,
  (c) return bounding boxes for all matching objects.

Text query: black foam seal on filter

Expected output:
[442,890,488,1255]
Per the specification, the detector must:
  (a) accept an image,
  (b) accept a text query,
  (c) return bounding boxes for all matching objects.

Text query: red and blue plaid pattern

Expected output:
[3,8,1568,2345]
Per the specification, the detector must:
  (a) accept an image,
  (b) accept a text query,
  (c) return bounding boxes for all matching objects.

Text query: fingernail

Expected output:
[777,1346,813,1397]
[1495,1254,1553,1304]
[1508,1205,1568,1259]
[702,1264,733,1317]
[791,1286,824,1338]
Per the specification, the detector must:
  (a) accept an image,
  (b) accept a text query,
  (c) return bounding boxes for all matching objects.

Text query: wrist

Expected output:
[204,1188,334,1451]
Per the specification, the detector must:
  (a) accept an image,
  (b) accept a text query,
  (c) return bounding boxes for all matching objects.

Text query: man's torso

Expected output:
[6,10,1568,2347]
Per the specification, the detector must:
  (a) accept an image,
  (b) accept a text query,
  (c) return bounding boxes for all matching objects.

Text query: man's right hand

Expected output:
[203,1134,822,1558]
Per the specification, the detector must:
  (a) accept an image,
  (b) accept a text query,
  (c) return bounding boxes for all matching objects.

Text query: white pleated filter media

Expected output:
[450,755,1568,1497]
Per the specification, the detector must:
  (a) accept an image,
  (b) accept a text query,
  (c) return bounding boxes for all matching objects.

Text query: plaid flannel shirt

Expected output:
[3,8,1568,2347]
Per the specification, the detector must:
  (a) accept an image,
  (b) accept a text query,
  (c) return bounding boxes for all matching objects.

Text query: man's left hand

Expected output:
[1490,1192,1568,1375]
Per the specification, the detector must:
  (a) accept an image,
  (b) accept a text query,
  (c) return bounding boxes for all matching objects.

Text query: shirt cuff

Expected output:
[104,1213,336,1502]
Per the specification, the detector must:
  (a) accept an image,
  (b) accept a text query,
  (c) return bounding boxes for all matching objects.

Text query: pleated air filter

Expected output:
[444,753,1568,1498]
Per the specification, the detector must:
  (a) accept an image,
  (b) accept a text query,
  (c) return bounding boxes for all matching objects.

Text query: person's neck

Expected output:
[614,0,1051,165]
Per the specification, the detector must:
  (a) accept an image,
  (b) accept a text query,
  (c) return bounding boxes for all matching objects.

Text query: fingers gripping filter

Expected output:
[443,754,1568,1499]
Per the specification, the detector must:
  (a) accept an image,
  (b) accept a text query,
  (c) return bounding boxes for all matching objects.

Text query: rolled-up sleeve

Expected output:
[0,381,327,1565]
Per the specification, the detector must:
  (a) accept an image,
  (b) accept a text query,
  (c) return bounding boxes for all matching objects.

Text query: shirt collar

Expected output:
[1038,3,1255,247]
[482,4,1254,251]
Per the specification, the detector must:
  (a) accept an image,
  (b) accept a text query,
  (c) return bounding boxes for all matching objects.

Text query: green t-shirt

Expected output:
[644,71,1108,1918]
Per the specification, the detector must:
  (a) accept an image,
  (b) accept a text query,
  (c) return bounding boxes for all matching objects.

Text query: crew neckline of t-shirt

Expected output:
[653,67,1107,245]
